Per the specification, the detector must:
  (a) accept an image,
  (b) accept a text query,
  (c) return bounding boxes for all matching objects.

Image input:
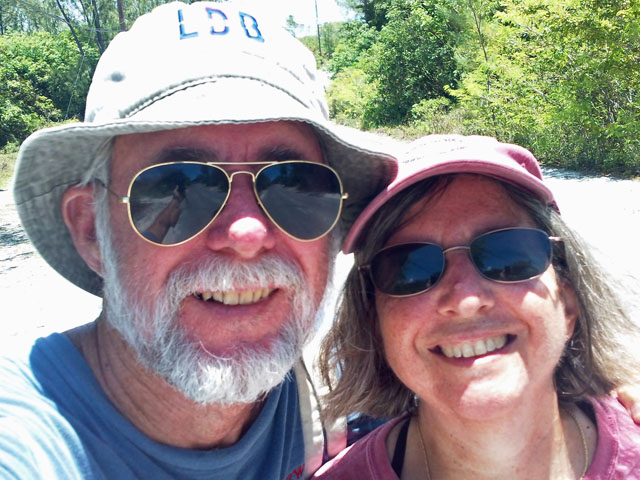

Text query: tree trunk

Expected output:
[89,0,105,53]
[117,0,126,31]
[76,0,91,27]
[54,0,85,57]
[315,0,322,56]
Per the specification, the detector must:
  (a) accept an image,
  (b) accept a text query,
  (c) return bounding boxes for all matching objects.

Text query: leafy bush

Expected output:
[0,31,98,148]
[358,0,459,126]
[326,21,377,74]
[326,67,376,127]
[408,97,464,134]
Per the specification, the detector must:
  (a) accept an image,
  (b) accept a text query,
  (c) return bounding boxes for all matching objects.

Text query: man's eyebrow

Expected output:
[152,145,312,164]
[153,147,218,164]
[259,146,309,162]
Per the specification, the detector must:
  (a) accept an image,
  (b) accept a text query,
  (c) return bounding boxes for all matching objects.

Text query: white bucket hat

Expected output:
[13,0,398,296]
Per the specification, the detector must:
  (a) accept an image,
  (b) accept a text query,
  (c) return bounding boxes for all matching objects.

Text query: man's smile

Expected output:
[194,288,275,306]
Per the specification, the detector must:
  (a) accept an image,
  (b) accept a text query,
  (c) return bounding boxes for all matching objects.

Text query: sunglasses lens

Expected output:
[371,243,445,296]
[470,228,551,282]
[256,162,343,240]
[129,164,229,245]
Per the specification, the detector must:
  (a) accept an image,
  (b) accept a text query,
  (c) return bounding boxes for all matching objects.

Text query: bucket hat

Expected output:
[343,134,556,253]
[13,1,398,296]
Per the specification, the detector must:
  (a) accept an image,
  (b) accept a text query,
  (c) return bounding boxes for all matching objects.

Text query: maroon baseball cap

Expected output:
[343,134,557,253]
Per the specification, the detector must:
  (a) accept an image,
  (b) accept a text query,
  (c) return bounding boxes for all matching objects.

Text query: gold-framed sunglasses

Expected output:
[98,160,348,246]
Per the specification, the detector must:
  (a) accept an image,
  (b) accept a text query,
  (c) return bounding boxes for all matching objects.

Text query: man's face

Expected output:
[98,122,334,404]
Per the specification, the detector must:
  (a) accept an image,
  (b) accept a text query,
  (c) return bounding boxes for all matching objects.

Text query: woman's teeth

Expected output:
[440,335,507,358]
[195,288,274,305]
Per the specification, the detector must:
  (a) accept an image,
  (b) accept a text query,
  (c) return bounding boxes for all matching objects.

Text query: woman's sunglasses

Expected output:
[99,160,348,245]
[360,228,561,297]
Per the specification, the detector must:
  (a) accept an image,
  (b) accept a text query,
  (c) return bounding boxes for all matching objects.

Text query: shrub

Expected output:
[0,31,98,148]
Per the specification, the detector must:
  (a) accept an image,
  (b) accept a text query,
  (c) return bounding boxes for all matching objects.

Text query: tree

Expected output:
[326,20,377,73]
[285,14,302,36]
[0,31,98,147]
[337,0,392,29]
[452,0,640,174]
[360,0,459,125]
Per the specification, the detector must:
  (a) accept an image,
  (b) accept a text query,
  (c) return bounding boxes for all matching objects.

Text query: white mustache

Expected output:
[164,254,305,305]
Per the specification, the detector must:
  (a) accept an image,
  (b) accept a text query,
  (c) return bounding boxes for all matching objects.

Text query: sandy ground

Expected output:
[1,167,639,345]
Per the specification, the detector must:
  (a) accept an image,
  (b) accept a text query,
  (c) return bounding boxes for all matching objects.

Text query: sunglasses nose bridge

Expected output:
[439,245,479,281]
[441,245,470,255]
[227,169,257,184]
[226,169,260,202]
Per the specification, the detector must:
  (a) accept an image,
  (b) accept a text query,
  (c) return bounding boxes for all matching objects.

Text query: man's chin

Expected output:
[147,330,301,405]
[194,332,294,359]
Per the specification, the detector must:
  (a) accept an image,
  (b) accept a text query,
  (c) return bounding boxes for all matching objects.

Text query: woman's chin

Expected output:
[425,377,556,423]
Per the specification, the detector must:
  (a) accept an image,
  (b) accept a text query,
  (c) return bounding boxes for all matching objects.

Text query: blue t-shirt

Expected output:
[0,333,305,479]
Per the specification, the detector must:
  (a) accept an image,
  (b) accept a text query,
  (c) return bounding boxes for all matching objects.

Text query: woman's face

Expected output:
[375,175,578,420]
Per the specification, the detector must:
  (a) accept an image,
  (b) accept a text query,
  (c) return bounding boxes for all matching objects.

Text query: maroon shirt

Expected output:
[314,396,640,479]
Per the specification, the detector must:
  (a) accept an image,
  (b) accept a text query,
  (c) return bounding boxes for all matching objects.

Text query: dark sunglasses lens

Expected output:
[256,163,343,240]
[129,164,229,245]
[470,229,551,282]
[371,243,445,296]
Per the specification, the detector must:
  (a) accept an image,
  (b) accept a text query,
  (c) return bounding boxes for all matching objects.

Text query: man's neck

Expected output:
[65,318,265,449]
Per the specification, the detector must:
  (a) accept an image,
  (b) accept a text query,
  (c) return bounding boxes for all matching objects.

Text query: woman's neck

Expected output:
[404,396,595,480]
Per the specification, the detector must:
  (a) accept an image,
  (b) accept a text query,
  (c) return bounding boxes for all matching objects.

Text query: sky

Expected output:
[258,0,353,35]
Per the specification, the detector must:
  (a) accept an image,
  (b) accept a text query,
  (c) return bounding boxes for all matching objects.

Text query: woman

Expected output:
[315,135,640,479]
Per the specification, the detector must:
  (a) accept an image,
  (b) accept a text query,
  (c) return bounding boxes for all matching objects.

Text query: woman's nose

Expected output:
[434,250,496,318]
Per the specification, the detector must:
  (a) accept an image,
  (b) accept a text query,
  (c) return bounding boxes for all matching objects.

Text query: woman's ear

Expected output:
[62,185,103,276]
[559,277,579,338]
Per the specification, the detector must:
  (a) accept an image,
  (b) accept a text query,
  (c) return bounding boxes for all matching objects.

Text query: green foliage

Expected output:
[4,0,640,175]
[409,97,463,134]
[326,67,376,127]
[299,22,351,68]
[360,0,459,125]
[451,0,640,174]
[285,14,302,36]
[327,20,377,73]
[0,31,98,147]
[338,0,395,29]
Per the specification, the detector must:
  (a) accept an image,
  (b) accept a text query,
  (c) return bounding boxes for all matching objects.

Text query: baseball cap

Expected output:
[13,1,398,296]
[343,134,556,253]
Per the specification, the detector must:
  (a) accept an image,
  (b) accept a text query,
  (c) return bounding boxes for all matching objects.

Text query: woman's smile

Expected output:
[435,333,512,359]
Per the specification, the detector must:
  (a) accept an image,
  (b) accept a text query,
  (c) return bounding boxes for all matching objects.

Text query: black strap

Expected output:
[391,417,411,477]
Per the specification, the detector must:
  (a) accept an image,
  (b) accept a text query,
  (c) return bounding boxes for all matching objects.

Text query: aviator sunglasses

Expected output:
[99,160,348,245]
[360,228,561,297]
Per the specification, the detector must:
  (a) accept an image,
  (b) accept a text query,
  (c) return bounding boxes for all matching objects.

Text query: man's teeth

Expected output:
[197,288,273,305]
[440,335,507,358]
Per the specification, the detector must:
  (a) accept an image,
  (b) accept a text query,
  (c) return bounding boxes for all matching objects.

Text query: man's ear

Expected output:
[61,185,103,276]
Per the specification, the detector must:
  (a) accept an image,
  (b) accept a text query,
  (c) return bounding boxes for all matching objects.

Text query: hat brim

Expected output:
[14,79,398,296]
[342,156,555,254]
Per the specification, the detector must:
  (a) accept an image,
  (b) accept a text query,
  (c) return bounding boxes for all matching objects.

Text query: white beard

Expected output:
[95,199,327,405]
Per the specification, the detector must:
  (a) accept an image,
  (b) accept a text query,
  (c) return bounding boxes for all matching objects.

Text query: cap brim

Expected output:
[342,156,555,254]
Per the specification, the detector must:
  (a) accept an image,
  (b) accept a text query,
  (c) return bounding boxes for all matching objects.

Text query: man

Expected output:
[1,2,396,478]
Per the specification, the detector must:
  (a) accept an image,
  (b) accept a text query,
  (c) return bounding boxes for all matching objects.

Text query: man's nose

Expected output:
[203,172,276,258]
